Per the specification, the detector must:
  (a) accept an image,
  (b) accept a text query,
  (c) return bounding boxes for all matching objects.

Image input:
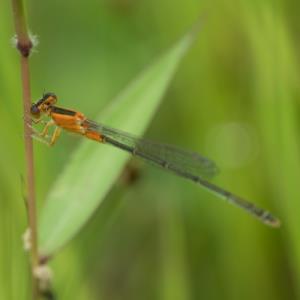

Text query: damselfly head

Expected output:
[30,92,57,117]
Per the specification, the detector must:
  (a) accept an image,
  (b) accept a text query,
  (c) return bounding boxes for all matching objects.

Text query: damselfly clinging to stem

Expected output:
[30,92,281,228]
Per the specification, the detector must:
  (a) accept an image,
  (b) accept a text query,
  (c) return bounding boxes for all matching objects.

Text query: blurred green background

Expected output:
[1,0,300,299]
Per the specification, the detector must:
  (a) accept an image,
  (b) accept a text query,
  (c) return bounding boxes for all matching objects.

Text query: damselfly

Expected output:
[30,92,280,227]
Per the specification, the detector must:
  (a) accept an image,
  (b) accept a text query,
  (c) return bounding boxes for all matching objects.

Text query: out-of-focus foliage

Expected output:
[1,0,299,299]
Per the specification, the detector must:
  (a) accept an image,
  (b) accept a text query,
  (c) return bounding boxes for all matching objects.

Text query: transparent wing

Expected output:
[83,119,280,227]
[85,119,219,179]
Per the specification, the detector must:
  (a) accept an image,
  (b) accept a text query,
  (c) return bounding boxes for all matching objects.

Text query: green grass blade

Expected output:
[39,28,197,256]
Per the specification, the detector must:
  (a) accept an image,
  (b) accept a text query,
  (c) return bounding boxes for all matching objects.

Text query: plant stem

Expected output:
[11,0,39,299]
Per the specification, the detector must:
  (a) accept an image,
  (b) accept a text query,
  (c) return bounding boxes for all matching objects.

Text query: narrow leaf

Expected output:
[39,29,197,256]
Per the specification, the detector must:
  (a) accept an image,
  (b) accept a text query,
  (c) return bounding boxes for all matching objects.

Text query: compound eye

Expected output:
[30,105,40,116]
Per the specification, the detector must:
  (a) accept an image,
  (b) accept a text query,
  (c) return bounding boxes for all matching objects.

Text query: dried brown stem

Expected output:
[11,0,39,299]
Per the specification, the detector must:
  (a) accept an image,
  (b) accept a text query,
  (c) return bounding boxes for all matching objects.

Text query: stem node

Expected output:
[17,39,33,57]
